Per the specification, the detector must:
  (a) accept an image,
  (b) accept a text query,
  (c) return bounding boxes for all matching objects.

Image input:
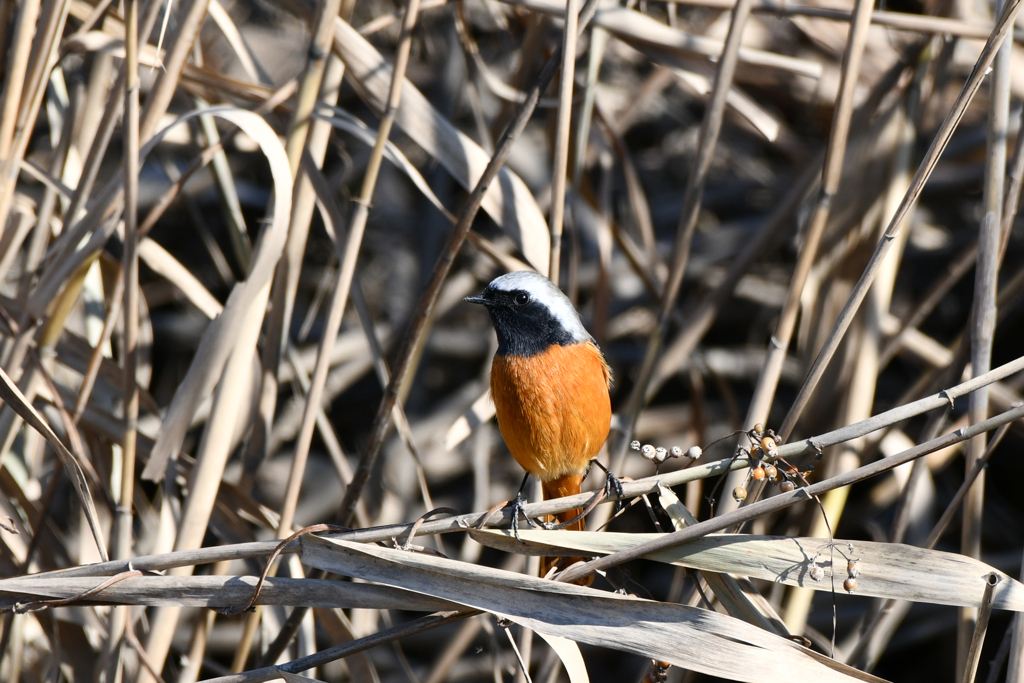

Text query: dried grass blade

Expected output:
[206,0,270,85]
[536,633,588,683]
[445,390,496,451]
[0,365,108,561]
[138,239,223,319]
[0,574,459,611]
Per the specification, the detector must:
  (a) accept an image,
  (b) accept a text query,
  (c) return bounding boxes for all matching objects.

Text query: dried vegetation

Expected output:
[0,0,1023,680]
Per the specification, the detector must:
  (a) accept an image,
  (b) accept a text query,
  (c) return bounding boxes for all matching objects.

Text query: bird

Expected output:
[466,270,614,580]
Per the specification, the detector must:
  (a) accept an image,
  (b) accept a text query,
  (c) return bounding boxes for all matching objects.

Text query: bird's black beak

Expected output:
[464,295,489,306]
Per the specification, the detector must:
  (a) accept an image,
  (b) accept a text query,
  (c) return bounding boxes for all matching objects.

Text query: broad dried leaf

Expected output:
[471,530,1024,611]
[300,534,885,683]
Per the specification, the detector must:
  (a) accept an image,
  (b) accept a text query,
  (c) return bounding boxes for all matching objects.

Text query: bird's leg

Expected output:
[508,472,539,543]
[592,459,626,514]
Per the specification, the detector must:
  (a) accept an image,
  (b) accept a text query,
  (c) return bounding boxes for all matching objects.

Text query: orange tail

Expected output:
[539,474,592,584]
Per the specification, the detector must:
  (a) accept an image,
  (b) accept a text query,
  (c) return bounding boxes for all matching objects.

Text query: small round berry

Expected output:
[847,560,860,578]
[843,577,858,593]
[670,446,683,458]
[654,447,668,463]
[686,446,702,460]
[753,423,764,435]
[810,565,824,582]
[763,464,778,479]
[761,436,778,456]
[751,466,766,481]
[641,444,656,460]
[631,440,641,451]
[779,480,795,493]
[732,486,748,502]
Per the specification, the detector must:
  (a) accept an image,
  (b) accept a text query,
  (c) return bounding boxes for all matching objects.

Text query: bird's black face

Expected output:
[466,287,576,357]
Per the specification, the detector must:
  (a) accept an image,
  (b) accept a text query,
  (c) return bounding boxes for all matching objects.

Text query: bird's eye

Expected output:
[514,292,530,306]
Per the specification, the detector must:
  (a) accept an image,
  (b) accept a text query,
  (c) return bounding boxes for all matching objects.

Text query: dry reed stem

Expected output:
[785,55,924,634]
[546,0,580,284]
[116,0,141,566]
[0,0,40,164]
[962,575,1000,683]
[103,0,142,676]
[957,2,1013,670]
[710,0,877,530]
[135,106,296,680]
[0,0,69,233]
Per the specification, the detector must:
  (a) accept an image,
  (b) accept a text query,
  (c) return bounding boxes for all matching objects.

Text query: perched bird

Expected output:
[466,270,613,579]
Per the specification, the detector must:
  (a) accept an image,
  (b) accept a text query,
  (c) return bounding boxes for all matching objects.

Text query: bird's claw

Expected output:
[604,470,626,514]
[508,492,539,543]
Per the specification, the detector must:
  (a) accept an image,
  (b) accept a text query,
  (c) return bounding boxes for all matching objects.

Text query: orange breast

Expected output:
[490,342,611,481]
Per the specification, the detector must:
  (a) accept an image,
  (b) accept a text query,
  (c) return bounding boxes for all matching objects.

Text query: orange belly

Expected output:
[490,342,611,481]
